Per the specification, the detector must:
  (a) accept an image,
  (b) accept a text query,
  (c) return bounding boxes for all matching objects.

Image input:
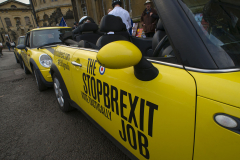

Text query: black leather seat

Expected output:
[152,20,166,51]
[73,23,101,44]
[96,15,130,48]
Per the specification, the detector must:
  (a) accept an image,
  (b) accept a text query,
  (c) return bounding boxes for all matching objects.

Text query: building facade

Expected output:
[71,0,152,24]
[0,0,36,43]
[32,0,75,27]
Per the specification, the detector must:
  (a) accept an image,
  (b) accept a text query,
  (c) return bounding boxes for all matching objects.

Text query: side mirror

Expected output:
[97,41,142,69]
[16,44,26,50]
[97,41,159,81]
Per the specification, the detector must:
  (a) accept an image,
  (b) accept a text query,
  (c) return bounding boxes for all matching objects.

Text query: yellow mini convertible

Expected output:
[14,36,25,68]
[16,27,72,91]
[49,0,240,159]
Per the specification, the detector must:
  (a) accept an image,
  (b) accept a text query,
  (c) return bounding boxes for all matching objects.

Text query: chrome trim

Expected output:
[185,66,240,73]
[71,61,82,67]
[59,45,99,53]
[147,59,183,69]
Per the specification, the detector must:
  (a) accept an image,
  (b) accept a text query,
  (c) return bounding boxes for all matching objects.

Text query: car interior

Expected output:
[61,15,178,64]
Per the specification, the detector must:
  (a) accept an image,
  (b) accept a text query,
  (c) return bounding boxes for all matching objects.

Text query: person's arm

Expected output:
[127,13,132,29]
[150,9,159,20]
[151,13,159,19]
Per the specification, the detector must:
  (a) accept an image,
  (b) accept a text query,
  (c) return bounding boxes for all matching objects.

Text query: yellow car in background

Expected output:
[14,36,25,67]
[50,0,240,159]
[16,27,72,91]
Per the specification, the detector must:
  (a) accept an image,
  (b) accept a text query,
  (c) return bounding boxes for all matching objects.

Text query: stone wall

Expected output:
[32,0,74,27]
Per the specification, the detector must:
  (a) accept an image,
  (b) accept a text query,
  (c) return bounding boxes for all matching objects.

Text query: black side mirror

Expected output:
[16,44,26,49]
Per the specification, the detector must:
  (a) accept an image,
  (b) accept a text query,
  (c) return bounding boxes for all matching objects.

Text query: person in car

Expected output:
[72,22,78,30]
[108,0,132,33]
[141,0,159,37]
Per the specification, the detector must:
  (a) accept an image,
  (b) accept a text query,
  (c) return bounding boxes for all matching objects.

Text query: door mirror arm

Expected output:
[134,57,159,81]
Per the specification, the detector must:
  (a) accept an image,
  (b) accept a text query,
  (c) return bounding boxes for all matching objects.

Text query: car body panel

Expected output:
[194,96,240,160]
[14,36,25,60]
[22,47,56,82]
[189,71,240,108]
[53,45,196,160]
[20,27,71,85]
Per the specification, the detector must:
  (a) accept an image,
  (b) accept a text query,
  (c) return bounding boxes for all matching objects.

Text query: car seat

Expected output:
[96,15,130,48]
[74,23,101,44]
[152,20,166,51]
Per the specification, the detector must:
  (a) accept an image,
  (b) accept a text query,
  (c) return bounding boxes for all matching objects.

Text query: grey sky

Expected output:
[0,0,30,4]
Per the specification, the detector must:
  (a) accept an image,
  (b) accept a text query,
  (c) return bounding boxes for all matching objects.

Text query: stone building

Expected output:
[71,0,153,24]
[32,0,75,27]
[0,0,36,43]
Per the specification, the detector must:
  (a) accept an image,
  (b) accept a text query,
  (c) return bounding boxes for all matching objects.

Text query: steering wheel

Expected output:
[152,35,169,57]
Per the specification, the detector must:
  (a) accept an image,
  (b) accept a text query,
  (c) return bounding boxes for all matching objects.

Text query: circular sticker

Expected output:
[99,66,105,75]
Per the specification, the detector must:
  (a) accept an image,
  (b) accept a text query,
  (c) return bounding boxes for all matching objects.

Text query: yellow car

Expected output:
[14,36,25,68]
[50,0,240,159]
[16,27,72,91]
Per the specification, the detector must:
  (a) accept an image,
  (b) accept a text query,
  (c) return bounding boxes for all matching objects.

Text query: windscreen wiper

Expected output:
[37,42,62,49]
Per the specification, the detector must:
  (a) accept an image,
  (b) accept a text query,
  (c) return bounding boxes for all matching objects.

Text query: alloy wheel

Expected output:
[54,77,64,107]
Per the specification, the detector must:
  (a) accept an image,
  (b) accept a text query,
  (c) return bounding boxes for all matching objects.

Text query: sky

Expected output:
[0,0,30,4]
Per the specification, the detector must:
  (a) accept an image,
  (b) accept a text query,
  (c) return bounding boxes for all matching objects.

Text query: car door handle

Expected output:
[71,61,82,67]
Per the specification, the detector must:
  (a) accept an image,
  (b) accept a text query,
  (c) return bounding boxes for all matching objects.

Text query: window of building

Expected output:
[15,17,21,25]
[4,18,12,27]
[11,5,17,8]
[43,14,49,21]
[25,16,31,25]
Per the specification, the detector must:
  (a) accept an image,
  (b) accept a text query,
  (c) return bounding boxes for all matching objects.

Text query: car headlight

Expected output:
[39,54,52,68]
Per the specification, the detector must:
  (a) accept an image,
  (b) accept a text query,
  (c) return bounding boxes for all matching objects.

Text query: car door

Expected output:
[22,33,30,70]
[22,32,33,71]
[70,43,196,160]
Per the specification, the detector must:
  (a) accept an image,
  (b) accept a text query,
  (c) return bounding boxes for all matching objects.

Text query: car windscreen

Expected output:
[31,28,72,48]
[18,37,25,45]
[182,0,240,68]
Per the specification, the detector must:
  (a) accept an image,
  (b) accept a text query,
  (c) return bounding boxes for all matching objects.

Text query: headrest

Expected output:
[59,31,72,41]
[156,20,165,31]
[99,15,126,32]
[80,23,98,33]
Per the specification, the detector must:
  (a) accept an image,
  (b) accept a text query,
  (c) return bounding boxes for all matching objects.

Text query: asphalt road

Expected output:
[0,50,130,160]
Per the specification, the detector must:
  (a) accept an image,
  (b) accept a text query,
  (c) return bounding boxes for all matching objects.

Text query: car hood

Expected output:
[190,71,240,108]
[31,47,56,58]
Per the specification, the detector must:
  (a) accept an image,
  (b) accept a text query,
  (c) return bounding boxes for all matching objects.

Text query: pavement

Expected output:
[0,50,130,160]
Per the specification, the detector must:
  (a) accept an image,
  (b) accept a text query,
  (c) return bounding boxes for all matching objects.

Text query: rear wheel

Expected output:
[22,60,30,74]
[33,66,47,91]
[53,74,74,112]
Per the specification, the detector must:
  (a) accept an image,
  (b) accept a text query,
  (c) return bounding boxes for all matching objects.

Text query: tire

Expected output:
[14,53,19,63]
[53,73,74,112]
[19,57,23,68]
[22,60,30,74]
[33,66,48,91]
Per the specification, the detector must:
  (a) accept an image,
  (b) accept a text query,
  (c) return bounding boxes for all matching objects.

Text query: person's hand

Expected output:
[150,12,153,16]
[142,24,145,26]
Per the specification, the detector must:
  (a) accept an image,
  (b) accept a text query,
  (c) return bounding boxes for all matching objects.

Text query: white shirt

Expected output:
[108,6,132,31]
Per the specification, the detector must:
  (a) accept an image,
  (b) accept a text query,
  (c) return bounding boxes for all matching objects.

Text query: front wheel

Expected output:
[33,67,47,91]
[22,60,30,74]
[53,74,74,112]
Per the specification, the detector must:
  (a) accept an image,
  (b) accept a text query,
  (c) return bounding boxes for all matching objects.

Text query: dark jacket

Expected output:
[6,41,10,47]
[141,8,159,33]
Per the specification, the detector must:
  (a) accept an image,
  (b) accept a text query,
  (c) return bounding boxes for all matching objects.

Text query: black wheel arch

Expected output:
[30,58,53,87]
[50,63,71,101]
